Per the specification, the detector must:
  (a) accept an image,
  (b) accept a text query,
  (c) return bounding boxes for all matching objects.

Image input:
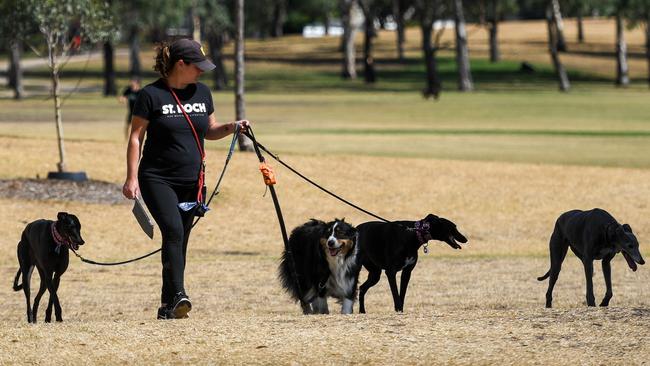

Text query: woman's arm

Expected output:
[205,113,249,140]
[122,116,149,199]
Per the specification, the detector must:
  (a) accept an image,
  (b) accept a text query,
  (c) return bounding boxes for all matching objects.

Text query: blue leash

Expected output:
[192,123,241,228]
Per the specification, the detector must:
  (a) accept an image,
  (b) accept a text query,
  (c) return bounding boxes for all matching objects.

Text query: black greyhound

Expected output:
[13,212,85,323]
[538,208,645,308]
[357,214,468,313]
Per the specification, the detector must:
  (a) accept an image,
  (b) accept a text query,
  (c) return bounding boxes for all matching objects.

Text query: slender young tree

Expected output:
[626,0,650,87]
[235,0,253,151]
[271,0,287,37]
[359,0,378,82]
[454,0,474,91]
[467,0,516,64]
[340,0,358,79]
[392,0,407,61]
[103,40,117,96]
[550,0,567,51]
[615,11,630,86]
[575,0,585,42]
[0,0,35,100]
[27,0,114,173]
[488,0,500,62]
[416,0,445,99]
[8,41,24,99]
[546,3,570,91]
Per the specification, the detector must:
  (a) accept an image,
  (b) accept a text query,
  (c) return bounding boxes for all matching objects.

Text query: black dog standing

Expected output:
[13,212,85,323]
[357,214,468,313]
[538,208,645,308]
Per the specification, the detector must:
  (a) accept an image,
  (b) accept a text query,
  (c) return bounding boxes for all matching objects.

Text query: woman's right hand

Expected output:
[122,178,139,200]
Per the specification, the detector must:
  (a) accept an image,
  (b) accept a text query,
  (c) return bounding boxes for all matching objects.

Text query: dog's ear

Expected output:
[622,224,633,233]
[57,212,69,221]
[425,213,439,222]
[71,214,81,228]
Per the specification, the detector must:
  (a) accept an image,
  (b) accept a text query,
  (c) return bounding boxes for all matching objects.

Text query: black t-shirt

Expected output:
[133,78,214,184]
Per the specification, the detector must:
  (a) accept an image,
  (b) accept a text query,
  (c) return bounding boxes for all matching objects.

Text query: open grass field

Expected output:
[1,18,649,365]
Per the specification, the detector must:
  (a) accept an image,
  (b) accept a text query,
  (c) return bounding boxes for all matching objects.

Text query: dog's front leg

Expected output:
[299,300,313,315]
[398,266,415,312]
[51,273,63,322]
[385,270,402,312]
[312,297,329,314]
[43,271,60,323]
[600,255,614,307]
[582,259,596,306]
[359,270,381,314]
[341,298,354,314]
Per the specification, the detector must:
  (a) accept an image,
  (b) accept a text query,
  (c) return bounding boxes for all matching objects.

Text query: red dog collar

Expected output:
[50,222,70,254]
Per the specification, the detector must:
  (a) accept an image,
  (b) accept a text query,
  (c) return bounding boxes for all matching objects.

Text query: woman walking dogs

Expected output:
[123,39,249,320]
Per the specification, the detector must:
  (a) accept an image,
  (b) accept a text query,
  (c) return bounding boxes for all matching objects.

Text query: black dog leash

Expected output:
[245,127,303,301]
[242,131,391,224]
[241,132,433,250]
[73,129,241,267]
[70,246,161,266]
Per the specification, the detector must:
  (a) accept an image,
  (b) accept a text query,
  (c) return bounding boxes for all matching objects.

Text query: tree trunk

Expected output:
[208,32,228,91]
[128,26,141,78]
[48,40,66,172]
[271,0,286,37]
[550,0,567,52]
[393,0,405,61]
[615,14,630,87]
[103,41,117,96]
[192,6,202,43]
[577,8,584,43]
[488,0,500,63]
[341,0,357,79]
[235,0,253,151]
[420,12,440,99]
[454,0,474,91]
[8,40,23,100]
[360,0,376,83]
[547,7,570,92]
[646,22,650,88]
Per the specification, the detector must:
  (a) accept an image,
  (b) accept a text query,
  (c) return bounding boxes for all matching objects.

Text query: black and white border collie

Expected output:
[278,218,360,314]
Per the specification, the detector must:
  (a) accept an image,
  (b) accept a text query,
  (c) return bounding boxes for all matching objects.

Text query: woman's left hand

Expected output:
[236,120,250,134]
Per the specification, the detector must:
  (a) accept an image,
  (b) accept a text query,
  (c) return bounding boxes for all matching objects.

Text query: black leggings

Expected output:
[139,178,197,305]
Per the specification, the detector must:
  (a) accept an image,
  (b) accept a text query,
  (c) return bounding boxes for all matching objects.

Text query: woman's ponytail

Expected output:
[153,42,173,78]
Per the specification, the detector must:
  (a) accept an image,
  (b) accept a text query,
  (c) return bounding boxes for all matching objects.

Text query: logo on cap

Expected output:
[200,46,206,56]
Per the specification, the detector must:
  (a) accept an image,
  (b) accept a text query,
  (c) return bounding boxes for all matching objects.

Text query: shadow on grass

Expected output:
[1,55,634,97]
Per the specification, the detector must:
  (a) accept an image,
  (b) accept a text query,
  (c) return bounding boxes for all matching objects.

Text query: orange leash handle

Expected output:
[259,162,277,186]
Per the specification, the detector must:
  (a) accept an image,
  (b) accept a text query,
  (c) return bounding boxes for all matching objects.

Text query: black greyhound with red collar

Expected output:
[13,212,85,323]
[357,214,468,313]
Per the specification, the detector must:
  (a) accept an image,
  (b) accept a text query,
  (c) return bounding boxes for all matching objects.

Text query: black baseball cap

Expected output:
[169,39,216,72]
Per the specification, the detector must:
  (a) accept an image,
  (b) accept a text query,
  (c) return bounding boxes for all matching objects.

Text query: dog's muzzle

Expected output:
[327,239,342,256]
[622,250,645,272]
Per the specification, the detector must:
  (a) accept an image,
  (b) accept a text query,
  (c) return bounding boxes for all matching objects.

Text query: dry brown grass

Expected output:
[1,136,649,364]
[1,17,649,364]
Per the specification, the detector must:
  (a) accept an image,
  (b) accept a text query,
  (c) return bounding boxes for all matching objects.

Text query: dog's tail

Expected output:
[13,269,22,291]
[537,270,550,281]
[278,250,302,302]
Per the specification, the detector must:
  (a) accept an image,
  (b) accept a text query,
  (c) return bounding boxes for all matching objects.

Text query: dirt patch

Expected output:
[0,179,126,205]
